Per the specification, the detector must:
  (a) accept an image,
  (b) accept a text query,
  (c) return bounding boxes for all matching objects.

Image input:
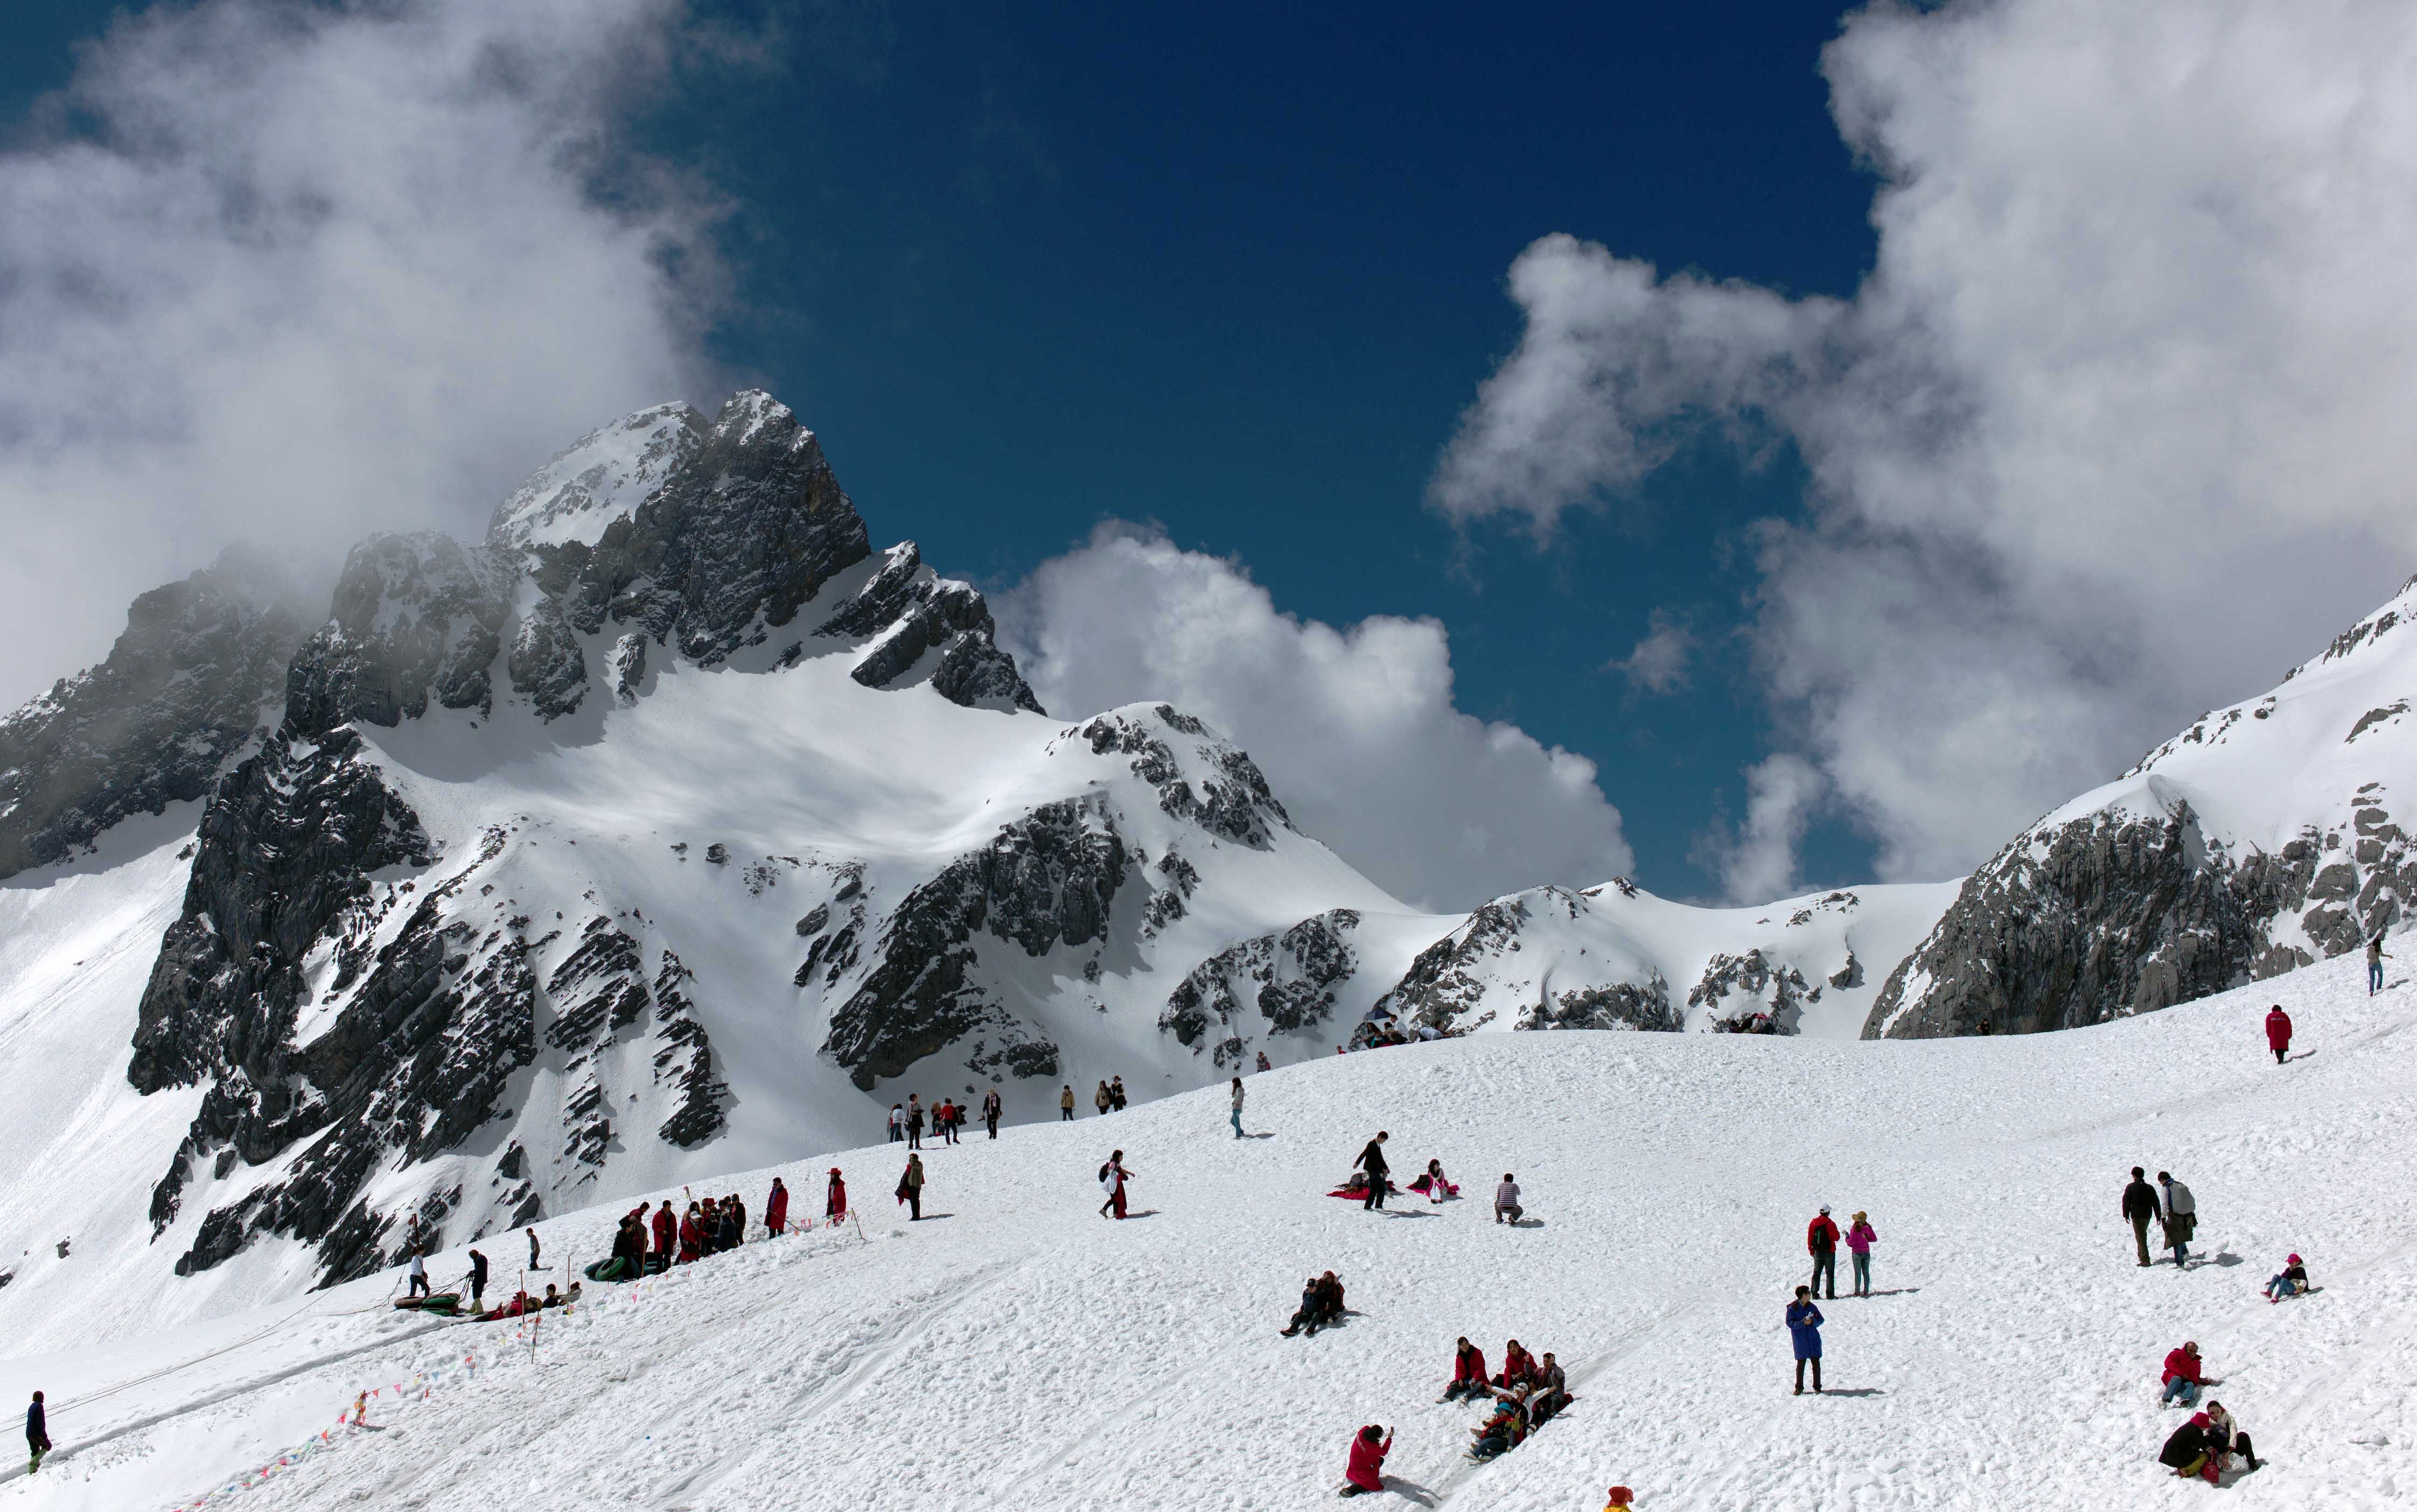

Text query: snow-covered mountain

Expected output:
[1866,576,2417,1038]
[3,387,2409,1347]
[0,391,1956,1346]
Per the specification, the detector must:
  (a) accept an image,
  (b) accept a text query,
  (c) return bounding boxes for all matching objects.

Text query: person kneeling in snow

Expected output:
[1440,1337,1489,1402]
[1494,1174,1522,1224]
[2265,1253,2311,1301]
[1340,1424,1392,1496]
[2159,1411,2223,1483]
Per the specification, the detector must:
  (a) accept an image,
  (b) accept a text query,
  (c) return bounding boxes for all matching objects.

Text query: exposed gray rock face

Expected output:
[652,950,730,1147]
[507,597,589,720]
[0,545,322,879]
[486,401,707,548]
[1861,800,2398,1039]
[610,633,647,705]
[1373,890,1680,1033]
[821,797,1126,1088]
[1689,949,1817,1032]
[1161,909,1361,1065]
[818,542,1043,712]
[285,533,516,734]
[525,391,869,664]
[1071,706,1291,846]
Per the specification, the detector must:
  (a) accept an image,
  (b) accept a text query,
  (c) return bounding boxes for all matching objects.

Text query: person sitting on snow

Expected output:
[1408,1159,1458,1202]
[1469,1385,1531,1460]
[2265,1253,2311,1301]
[1495,1339,1538,1388]
[1441,1338,1490,1402]
[2161,1341,2211,1407]
[1529,1352,1570,1423]
[2203,1400,2261,1474]
[1280,1275,1322,1337]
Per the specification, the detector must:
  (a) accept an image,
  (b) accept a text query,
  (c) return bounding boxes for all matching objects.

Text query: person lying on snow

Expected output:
[478,1290,537,1321]
[1329,1171,1398,1201]
[2265,1253,2312,1301]
[1339,1424,1392,1497]
[1407,1160,1458,1201]
[1440,1338,1489,1402]
[1468,1385,1532,1460]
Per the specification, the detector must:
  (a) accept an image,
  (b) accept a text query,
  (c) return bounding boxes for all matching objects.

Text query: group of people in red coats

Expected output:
[604,1168,853,1279]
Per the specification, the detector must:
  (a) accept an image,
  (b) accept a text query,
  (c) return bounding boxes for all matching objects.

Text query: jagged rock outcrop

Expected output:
[821,797,1124,1088]
[1689,949,1817,1032]
[1373,887,1680,1033]
[0,545,322,879]
[487,402,707,548]
[507,597,589,721]
[1161,910,1361,1065]
[285,533,516,734]
[819,542,1042,711]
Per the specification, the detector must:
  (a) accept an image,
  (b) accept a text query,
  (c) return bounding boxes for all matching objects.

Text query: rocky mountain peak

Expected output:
[486,401,708,549]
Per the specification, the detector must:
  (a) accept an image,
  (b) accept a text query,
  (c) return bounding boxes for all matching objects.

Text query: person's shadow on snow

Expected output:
[1862,1287,1922,1298]
[1238,1132,1277,1140]
[1821,1387,1886,1398]
[1382,1475,1437,1506]
[1504,1217,1546,1229]
[1119,1209,1162,1220]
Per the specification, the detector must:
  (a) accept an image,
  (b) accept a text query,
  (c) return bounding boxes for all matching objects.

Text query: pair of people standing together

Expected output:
[2121,1167,2197,1266]
[1806,1206,1878,1298]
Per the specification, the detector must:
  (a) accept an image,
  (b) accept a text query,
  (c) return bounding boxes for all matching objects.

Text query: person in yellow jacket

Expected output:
[1059,1084,1075,1122]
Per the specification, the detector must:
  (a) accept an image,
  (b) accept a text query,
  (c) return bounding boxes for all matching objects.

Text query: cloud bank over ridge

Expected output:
[0,0,732,707]
[1435,0,2417,886]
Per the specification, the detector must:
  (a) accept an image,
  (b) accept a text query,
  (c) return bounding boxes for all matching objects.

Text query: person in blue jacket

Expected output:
[1788,1285,1825,1395]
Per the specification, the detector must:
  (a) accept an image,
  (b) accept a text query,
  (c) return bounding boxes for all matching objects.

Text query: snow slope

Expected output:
[4,949,2409,1511]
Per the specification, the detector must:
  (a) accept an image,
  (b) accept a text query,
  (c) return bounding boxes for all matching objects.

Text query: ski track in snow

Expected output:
[4,950,2416,1510]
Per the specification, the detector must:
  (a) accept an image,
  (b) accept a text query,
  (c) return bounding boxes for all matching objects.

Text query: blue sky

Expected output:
[5,1,2407,912]
[640,3,1882,899]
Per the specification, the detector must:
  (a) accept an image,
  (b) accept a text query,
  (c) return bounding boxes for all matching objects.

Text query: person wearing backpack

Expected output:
[1099,1150,1132,1219]
[897,1153,924,1221]
[1806,1206,1840,1300]
[2158,1171,2197,1266]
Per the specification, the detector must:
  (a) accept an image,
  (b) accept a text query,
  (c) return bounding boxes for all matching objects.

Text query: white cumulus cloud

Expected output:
[0,0,734,708]
[1694,753,1829,906]
[1435,0,2417,881]
[995,524,1634,912]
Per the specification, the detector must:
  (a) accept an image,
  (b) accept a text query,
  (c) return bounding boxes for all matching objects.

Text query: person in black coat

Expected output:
[2159,1412,2217,1481]
[25,1391,48,1475]
[1280,1275,1322,1336]
[1356,1132,1392,1210]
[467,1248,488,1310]
[2121,1166,2163,1268]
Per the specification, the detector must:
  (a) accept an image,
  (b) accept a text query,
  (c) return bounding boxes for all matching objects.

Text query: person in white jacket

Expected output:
[1494,1174,1522,1225]
[2157,1171,2197,1266]
[1230,1077,1246,1139]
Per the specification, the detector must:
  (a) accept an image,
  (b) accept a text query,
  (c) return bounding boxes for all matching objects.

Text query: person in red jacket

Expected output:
[2161,1341,2209,1406]
[826,1167,848,1221]
[1807,1207,1841,1300]
[2265,1004,2292,1065]
[1340,1424,1392,1496]
[765,1177,790,1236]
[650,1200,675,1268]
[1495,1339,1538,1388]
[677,1206,702,1264]
[1442,1337,1490,1402]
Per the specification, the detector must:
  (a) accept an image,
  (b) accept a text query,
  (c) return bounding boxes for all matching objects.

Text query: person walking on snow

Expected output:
[1230,1076,1246,1139]
[1095,1081,1112,1117]
[2159,1171,2197,1266]
[2370,934,2390,995]
[983,1089,1002,1139]
[1339,1424,1392,1497]
[1355,1132,1392,1210]
[826,1167,848,1221]
[1788,1285,1825,1394]
[1059,1085,1075,1122]
[897,1153,925,1221]
[407,1247,430,1299]
[1807,1207,1840,1300]
[25,1392,47,1475]
[1495,1173,1522,1224]
[1099,1150,1133,1219]
[467,1247,489,1308]
[2161,1341,2209,1406]
[2122,1166,2163,1268]
[2265,1004,2293,1065]
[1111,1075,1128,1111]
[765,1177,789,1236]
[888,1103,904,1142]
[1845,1212,1877,1297]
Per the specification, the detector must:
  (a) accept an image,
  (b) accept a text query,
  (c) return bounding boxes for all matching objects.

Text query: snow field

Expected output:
[4,950,2414,1510]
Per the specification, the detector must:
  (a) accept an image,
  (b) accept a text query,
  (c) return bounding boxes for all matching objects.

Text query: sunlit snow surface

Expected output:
[2,950,2409,1510]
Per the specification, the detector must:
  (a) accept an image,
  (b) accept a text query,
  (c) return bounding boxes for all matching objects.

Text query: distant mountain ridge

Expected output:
[0,390,2402,1332]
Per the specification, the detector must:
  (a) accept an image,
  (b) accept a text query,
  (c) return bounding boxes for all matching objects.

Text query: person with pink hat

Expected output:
[2265,1251,2311,1301]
